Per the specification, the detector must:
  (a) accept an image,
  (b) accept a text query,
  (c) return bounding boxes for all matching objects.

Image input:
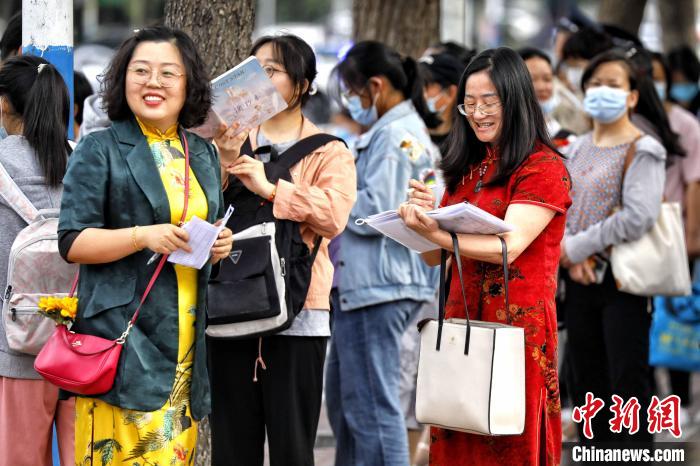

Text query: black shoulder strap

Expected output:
[277,134,345,170]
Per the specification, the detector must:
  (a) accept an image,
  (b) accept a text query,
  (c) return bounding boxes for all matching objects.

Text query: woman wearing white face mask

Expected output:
[560,50,666,446]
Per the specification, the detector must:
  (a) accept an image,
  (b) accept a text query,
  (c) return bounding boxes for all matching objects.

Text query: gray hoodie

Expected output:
[78,94,111,139]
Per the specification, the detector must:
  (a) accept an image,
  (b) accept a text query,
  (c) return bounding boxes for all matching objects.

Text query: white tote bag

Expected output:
[416,234,525,435]
[611,202,691,296]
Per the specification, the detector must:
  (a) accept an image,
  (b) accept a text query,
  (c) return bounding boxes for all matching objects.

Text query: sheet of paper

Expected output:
[359,202,514,253]
[168,205,234,269]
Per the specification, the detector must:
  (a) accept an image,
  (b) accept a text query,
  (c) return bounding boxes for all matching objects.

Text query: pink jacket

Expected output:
[249,119,357,310]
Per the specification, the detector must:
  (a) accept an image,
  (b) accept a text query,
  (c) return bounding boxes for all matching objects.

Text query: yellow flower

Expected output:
[38,295,78,321]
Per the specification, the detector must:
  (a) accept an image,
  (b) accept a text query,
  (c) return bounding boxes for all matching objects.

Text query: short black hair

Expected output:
[74,71,94,125]
[429,41,476,68]
[440,47,557,193]
[419,52,463,88]
[0,12,21,61]
[250,34,316,109]
[562,27,614,62]
[0,55,71,187]
[518,47,552,66]
[667,45,700,83]
[101,26,211,128]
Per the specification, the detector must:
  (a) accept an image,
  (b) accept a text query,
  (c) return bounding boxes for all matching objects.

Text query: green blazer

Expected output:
[58,118,224,420]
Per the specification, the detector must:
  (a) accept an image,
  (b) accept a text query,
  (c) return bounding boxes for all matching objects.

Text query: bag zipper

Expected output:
[9,305,40,322]
[280,257,286,277]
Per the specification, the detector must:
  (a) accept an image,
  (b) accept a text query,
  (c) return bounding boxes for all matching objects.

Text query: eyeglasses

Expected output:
[262,65,287,79]
[457,101,502,117]
[127,65,183,88]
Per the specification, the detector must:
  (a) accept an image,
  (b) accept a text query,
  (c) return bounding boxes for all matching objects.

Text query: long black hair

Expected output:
[102,26,211,128]
[333,41,440,129]
[582,49,685,157]
[441,47,556,194]
[0,55,71,187]
[250,34,317,109]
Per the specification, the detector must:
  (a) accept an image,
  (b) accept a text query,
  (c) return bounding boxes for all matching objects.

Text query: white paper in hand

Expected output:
[356,202,514,253]
[168,205,234,269]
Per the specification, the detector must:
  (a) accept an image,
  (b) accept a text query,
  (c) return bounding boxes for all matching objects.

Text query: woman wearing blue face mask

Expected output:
[668,45,700,117]
[560,50,666,446]
[326,41,441,466]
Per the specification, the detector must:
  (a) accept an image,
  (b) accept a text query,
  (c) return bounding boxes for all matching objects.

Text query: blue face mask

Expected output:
[654,81,667,101]
[670,82,699,103]
[539,93,559,116]
[345,94,378,127]
[425,92,447,114]
[583,86,629,123]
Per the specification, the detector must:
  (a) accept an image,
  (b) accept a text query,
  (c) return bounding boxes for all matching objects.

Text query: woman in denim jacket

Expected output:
[325,41,441,466]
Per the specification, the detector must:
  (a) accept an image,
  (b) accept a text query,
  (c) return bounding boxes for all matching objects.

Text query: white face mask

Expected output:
[565,66,584,91]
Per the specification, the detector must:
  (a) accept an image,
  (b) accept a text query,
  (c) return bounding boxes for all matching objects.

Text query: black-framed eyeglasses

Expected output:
[262,65,288,79]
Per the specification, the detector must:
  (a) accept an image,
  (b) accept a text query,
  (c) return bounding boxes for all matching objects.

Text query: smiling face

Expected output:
[525,56,554,103]
[125,41,187,131]
[464,70,503,144]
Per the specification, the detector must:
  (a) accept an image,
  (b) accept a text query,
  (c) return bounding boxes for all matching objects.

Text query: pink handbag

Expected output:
[34,132,191,395]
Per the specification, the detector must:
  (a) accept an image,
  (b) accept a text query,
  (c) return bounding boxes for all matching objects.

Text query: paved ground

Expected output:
[308,372,700,466]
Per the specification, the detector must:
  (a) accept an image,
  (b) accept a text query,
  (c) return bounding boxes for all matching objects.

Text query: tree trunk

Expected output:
[353,0,440,58]
[165,0,256,78]
[163,2,255,464]
[598,0,696,51]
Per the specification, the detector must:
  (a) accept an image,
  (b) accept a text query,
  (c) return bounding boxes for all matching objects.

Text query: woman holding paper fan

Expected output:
[57,27,232,465]
[399,47,571,465]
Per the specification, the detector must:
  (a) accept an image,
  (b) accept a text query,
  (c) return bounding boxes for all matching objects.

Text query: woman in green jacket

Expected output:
[58,26,232,464]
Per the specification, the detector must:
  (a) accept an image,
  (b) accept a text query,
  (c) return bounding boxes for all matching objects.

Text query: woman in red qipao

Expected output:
[399,47,571,466]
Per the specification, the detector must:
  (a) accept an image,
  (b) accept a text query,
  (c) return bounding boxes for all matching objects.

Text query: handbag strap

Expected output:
[0,159,39,224]
[437,233,508,355]
[120,130,191,341]
[73,130,192,344]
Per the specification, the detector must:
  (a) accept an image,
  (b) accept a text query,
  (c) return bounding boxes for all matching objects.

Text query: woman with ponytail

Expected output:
[0,55,74,466]
[325,41,440,465]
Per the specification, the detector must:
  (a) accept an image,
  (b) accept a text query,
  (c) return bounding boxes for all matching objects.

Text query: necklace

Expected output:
[463,148,496,193]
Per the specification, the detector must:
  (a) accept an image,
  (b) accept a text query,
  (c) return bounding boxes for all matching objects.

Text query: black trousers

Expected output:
[564,269,653,445]
[208,335,327,466]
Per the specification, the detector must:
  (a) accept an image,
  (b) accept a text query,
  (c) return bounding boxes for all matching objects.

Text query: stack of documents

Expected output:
[356,202,514,252]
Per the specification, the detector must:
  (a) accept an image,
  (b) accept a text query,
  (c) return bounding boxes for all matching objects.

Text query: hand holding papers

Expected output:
[355,202,514,252]
[168,206,234,269]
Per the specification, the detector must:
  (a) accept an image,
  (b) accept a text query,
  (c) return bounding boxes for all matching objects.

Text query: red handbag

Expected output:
[34,132,191,396]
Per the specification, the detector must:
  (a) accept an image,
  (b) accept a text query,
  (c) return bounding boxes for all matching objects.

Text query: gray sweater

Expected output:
[564,134,667,264]
[0,136,63,379]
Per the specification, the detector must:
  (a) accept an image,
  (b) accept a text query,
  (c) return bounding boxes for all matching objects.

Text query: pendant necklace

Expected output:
[470,148,496,193]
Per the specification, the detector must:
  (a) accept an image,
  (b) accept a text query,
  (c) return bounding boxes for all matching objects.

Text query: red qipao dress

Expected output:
[429,146,571,466]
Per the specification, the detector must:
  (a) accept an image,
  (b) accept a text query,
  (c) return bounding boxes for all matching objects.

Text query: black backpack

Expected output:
[206,133,344,339]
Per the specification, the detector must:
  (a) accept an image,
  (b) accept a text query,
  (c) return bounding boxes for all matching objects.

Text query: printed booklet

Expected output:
[192,57,288,139]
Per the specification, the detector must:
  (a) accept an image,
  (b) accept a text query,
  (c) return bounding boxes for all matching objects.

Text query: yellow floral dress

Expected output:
[75,120,208,466]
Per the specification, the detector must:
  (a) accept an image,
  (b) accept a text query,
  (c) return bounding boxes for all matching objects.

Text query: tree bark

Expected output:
[352,0,440,58]
[163,2,256,462]
[165,0,256,78]
[598,0,696,51]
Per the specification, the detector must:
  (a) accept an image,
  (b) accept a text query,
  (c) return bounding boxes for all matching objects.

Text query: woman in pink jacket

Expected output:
[207,34,357,466]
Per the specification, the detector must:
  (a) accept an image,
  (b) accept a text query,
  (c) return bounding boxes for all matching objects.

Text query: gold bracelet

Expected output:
[267,185,277,203]
[131,226,142,251]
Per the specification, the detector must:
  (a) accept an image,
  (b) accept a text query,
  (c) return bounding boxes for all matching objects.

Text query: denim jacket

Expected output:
[337,100,439,311]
